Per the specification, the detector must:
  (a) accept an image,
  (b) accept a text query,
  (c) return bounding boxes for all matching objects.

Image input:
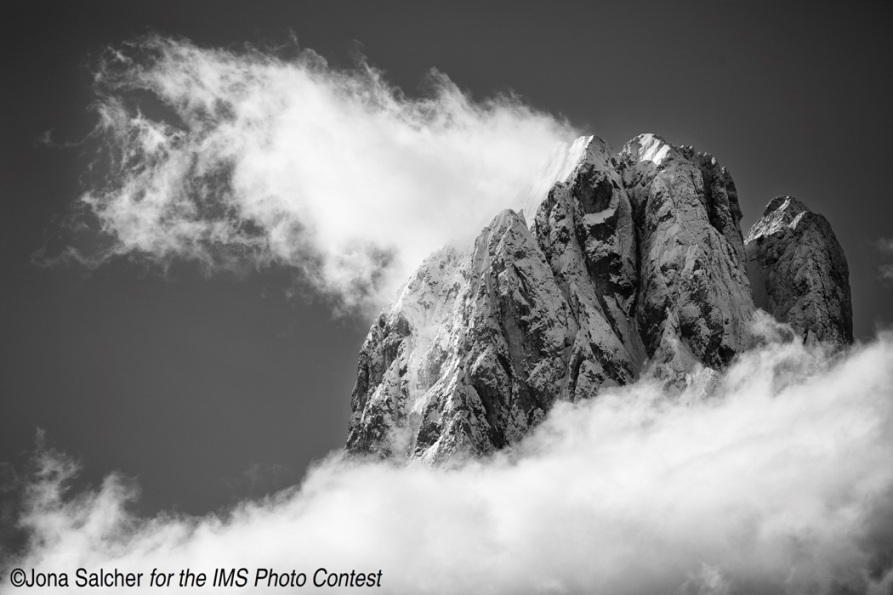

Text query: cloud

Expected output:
[5,328,893,594]
[54,35,577,315]
[878,238,893,281]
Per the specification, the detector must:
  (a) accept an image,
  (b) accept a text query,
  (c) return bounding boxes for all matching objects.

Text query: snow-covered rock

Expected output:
[347,211,577,461]
[521,135,595,221]
[346,135,853,462]
[744,196,853,346]
[620,135,753,371]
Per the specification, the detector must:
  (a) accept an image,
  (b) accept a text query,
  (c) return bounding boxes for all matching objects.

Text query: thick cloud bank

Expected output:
[61,36,576,314]
[5,325,893,594]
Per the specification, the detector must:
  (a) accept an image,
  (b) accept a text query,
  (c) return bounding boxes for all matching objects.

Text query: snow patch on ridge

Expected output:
[745,196,809,242]
[622,133,673,165]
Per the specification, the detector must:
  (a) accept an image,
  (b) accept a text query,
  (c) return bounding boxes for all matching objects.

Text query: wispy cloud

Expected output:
[6,324,893,594]
[878,238,893,281]
[52,35,577,315]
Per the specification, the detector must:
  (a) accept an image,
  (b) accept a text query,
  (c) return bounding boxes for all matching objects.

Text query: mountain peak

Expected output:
[621,133,674,165]
[764,195,808,216]
[348,135,853,463]
[522,135,597,220]
[745,195,811,242]
[745,197,852,345]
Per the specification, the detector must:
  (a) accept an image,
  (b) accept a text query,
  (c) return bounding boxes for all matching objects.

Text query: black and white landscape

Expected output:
[2,2,893,593]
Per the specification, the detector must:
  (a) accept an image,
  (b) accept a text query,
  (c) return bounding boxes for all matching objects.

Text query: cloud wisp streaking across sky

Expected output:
[56,35,577,315]
[5,323,893,594]
[878,238,893,281]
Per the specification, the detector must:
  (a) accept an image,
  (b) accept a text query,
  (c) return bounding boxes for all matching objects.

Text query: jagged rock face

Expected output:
[620,138,753,370]
[347,212,578,461]
[533,137,643,401]
[745,196,853,346]
[347,134,851,462]
[414,212,578,460]
[346,247,460,458]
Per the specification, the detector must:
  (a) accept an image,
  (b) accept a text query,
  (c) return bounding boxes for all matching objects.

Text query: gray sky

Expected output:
[2,0,892,521]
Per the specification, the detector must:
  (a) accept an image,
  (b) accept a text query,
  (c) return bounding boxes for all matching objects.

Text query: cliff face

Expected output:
[346,135,853,462]
[346,212,577,461]
[744,196,853,346]
[618,136,754,372]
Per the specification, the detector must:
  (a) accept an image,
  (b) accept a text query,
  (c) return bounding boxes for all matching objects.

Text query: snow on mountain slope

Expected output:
[521,135,594,222]
[347,134,853,462]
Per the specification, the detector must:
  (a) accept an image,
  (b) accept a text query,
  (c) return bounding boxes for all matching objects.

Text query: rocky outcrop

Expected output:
[618,136,753,372]
[346,246,465,459]
[744,196,853,346]
[347,135,852,462]
[533,137,644,400]
[347,212,578,461]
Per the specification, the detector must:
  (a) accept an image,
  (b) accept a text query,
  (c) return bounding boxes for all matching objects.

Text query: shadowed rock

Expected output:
[745,196,853,346]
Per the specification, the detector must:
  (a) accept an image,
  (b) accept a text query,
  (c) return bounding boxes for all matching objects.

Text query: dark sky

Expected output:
[2,0,892,518]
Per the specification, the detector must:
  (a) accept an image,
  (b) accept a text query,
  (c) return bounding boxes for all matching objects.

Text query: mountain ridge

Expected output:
[346,134,853,462]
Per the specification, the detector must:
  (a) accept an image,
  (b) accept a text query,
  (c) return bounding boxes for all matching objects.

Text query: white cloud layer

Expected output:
[66,35,577,314]
[5,326,893,594]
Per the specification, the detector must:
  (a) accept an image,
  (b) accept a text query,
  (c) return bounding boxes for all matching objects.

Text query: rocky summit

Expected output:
[745,196,852,345]
[346,134,852,462]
